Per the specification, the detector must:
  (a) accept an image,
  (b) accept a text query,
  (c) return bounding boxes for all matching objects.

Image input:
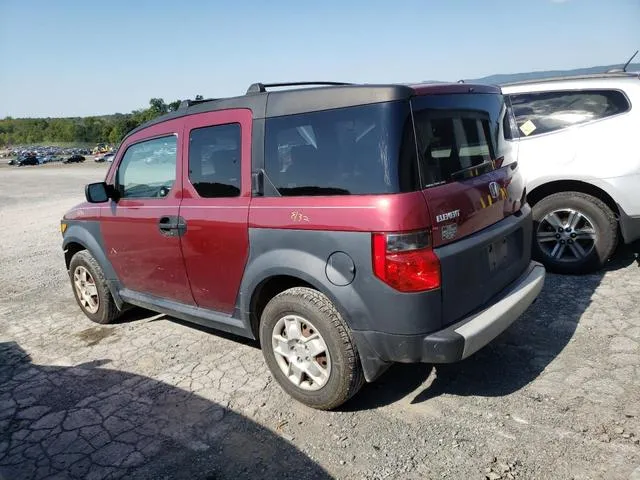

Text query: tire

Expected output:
[532,192,618,274]
[68,250,121,324]
[259,287,364,410]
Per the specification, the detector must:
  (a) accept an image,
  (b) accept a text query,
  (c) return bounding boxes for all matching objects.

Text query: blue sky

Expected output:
[0,0,638,118]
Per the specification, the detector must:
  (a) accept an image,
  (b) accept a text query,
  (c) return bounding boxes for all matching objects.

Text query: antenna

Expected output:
[606,50,639,73]
[622,50,638,72]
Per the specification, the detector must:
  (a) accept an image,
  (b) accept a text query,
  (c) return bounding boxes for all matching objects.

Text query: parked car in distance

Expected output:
[501,72,640,274]
[64,154,85,164]
[95,152,116,163]
[61,81,544,409]
[18,155,39,166]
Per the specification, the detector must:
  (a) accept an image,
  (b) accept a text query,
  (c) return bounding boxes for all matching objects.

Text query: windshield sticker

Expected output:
[519,120,537,136]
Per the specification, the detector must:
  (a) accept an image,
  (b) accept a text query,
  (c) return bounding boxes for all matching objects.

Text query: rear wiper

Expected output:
[450,160,495,181]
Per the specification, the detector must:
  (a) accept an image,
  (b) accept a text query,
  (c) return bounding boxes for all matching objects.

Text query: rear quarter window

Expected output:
[264,102,418,196]
[508,89,630,138]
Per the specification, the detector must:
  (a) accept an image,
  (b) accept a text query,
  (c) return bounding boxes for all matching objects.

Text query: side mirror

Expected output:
[85,182,111,203]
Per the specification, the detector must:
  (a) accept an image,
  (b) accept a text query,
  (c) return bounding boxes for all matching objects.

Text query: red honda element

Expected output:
[61,81,545,409]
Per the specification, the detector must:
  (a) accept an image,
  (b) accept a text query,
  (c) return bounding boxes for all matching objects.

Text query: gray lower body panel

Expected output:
[119,288,251,339]
[352,261,545,381]
[435,205,533,326]
[454,261,544,358]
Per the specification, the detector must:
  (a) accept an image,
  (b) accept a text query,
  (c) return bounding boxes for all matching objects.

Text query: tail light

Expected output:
[372,230,441,292]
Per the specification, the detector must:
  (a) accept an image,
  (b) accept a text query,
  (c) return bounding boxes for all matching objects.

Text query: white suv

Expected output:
[501,72,640,274]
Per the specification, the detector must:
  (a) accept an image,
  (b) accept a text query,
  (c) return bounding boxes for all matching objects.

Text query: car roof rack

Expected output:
[246,81,353,94]
[177,98,218,110]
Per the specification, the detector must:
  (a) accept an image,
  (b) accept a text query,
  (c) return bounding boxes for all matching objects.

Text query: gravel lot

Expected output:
[1,163,639,480]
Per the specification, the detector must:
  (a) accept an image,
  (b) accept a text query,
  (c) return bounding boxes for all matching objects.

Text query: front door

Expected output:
[178,109,253,313]
[100,119,195,305]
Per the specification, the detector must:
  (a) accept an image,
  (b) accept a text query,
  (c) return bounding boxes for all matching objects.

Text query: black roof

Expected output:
[124,81,499,141]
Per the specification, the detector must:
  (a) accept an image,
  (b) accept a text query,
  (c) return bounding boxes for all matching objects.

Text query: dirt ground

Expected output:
[1,163,639,480]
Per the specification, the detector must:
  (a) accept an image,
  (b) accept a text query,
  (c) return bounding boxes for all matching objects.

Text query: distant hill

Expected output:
[462,63,640,86]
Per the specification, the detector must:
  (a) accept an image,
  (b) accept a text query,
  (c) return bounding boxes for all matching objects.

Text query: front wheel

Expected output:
[68,250,121,324]
[259,287,364,410]
[532,192,618,274]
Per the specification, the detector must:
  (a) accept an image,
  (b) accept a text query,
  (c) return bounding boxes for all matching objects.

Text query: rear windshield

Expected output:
[263,93,505,196]
[411,93,505,187]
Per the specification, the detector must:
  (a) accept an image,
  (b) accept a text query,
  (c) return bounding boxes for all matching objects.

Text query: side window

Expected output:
[509,89,630,138]
[188,123,241,198]
[116,135,177,199]
[264,102,416,196]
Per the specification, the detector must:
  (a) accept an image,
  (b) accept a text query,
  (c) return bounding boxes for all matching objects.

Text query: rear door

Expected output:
[100,119,195,304]
[411,92,530,324]
[179,109,252,313]
[411,92,525,247]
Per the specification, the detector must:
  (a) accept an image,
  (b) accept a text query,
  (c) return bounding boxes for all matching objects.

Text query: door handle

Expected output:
[158,216,187,237]
[158,216,178,236]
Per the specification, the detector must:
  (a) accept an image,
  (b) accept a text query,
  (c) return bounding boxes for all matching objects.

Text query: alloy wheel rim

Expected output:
[73,266,100,314]
[536,208,597,262]
[271,315,331,391]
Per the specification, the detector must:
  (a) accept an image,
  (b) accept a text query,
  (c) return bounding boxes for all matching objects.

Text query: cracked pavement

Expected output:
[1,163,639,479]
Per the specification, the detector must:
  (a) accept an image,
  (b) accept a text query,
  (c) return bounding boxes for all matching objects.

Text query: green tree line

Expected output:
[0,96,203,147]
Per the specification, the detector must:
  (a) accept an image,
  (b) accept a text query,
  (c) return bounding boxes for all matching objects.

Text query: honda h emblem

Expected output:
[489,182,500,200]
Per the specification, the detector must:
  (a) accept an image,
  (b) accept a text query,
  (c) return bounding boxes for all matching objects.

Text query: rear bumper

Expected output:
[352,261,545,381]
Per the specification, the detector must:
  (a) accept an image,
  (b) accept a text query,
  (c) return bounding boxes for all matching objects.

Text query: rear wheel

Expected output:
[69,250,121,324]
[532,192,618,274]
[259,287,364,410]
